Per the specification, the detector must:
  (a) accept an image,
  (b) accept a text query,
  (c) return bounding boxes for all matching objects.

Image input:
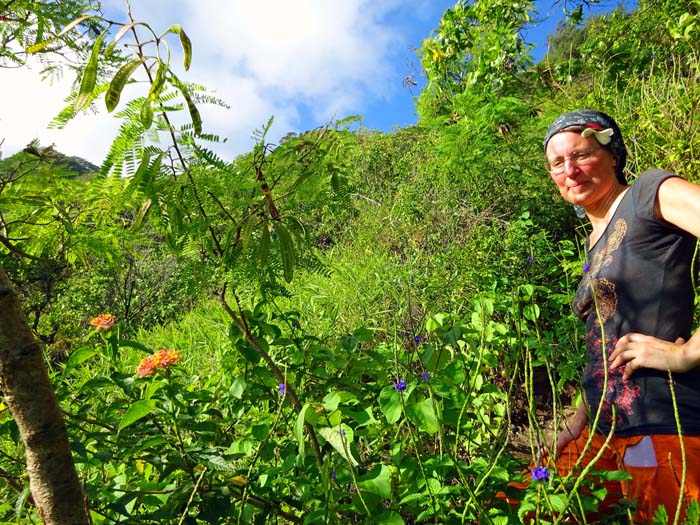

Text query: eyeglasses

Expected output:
[546,145,604,174]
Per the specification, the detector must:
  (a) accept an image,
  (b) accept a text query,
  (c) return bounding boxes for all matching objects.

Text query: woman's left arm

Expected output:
[656,176,700,237]
[610,176,700,378]
[611,334,700,379]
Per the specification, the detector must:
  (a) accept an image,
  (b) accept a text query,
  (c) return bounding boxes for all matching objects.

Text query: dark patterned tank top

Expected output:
[573,169,700,436]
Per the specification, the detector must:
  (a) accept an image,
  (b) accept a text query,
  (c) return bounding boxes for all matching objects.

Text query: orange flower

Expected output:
[136,349,181,377]
[89,313,117,332]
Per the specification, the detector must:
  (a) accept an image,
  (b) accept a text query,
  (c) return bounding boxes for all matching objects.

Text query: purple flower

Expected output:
[394,379,407,391]
[421,371,431,382]
[413,335,422,344]
[583,263,590,274]
[331,471,337,480]
[291,320,300,329]
[528,255,534,265]
[531,466,550,482]
[279,383,286,395]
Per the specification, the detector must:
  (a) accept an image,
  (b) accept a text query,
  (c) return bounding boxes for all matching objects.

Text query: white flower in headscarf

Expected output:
[581,127,614,145]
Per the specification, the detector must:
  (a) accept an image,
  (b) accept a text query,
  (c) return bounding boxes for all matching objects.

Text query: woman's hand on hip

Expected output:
[610,333,699,379]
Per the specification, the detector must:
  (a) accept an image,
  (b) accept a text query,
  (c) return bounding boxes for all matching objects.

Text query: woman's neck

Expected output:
[587,183,629,245]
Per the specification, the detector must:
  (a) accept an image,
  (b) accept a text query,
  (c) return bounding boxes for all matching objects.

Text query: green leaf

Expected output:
[295,404,311,459]
[273,221,296,283]
[75,30,106,111]
[258,222,270,267]
[15,486,31,520]
[358,464,392,499]
[117,339,152,354]
[652,505,669,525]
[421,343,452,373]
[547,493,567,513]
[131,198,152,231]
[405,398,440,434]
[204,454,233,471]
[240,214,258,254]
[523,303,540,322]
[148,59,167,101]
[170,72,202,135]
[27,15,96,54]
[378,386,402,424]
[376,511,404,525]
[140,98,154,129]
[63,347,99,372]
[174,25,193,70]
[229,376,247,399]
[107,22,136,55]
[106,58,143,112]
[318,426,358,466]
[118,400,157,432]
[685,500,700,525]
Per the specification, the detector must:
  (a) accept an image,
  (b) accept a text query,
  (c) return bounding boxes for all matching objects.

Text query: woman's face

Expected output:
[545,131,619,208]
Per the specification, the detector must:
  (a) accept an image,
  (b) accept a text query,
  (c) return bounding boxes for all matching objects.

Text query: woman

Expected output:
[543,109,700,523]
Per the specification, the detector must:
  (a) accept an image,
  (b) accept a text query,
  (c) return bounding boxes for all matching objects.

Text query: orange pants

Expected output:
[553,429,700,523]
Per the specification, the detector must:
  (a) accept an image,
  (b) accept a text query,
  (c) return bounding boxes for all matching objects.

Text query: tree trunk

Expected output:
[0,267,89,524]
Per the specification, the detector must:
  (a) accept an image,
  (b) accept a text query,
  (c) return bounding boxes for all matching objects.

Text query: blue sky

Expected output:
[1,0,635,164]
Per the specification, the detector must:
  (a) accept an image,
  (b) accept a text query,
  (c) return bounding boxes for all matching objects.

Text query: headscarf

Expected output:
[543,109,628,185]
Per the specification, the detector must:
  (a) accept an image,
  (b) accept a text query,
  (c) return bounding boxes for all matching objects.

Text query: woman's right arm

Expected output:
[556,401,588,458]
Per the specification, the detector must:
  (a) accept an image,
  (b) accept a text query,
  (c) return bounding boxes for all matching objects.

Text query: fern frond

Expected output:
[49,84,109,129]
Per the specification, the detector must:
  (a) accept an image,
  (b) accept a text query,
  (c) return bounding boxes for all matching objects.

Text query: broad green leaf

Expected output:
[63,347,99,373]
[318,426,358,467]
[405,398,440,434]
[118,400,157,432]
[378,386,402,424]
[201,454,233,472]
[75,30,106,111]
[358,464,392,498]
[421,343,452,373]
[547,493,567,513]
[229,376,247,399]
[295,403,311,459]
[105,56,142,112]
[523,303,540,322]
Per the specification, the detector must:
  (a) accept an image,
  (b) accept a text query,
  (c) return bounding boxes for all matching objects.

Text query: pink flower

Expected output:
[136,349,181,377]
[89,313,117,332]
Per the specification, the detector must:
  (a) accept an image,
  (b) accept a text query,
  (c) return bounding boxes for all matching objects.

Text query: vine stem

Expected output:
[177,466,206,525]
[218,285,324,468]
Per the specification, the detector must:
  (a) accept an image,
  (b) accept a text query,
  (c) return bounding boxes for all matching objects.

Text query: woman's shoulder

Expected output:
[633,168,677,188]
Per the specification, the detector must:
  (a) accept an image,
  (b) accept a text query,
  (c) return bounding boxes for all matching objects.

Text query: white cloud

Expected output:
[1,0,443,164]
